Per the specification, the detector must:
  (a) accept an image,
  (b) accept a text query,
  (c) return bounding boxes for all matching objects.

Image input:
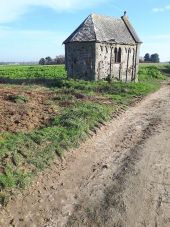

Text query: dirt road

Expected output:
[0,84,170,227]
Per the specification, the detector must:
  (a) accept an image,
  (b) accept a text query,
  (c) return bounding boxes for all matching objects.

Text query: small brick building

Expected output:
[63,13,142,81]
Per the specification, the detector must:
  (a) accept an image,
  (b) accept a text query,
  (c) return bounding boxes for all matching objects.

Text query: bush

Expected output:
[138,66,166,81]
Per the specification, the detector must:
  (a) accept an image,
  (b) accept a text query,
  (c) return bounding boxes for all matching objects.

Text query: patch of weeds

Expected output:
[138,65,167,81]
[159,64,170,76]
[0,135,6,143]
[0,165,32,190]
[27,145,55,170]
[53,94,74,101]
[0,167,17,189]
[7,94,29,104]
[53,93,76,107]
[0,192,9,206]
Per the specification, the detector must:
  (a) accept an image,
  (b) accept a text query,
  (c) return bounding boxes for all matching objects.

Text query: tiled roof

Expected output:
[63,14,142,45]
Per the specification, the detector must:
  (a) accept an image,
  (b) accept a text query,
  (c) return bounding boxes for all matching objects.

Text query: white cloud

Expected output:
[153,5,170,13]
[0,0,105,23]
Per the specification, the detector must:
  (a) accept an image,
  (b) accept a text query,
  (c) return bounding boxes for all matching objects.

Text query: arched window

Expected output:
[114,48,117,62]
[114,47,121,63]
[117,48,121,63]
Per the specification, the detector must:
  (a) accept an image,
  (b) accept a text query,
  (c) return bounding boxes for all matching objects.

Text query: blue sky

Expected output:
[0,0,170,62]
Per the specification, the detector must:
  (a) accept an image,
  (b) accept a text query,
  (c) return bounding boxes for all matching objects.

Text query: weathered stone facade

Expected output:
[95,43,141,82]
[65,42,95,81]
[64,13,142,82]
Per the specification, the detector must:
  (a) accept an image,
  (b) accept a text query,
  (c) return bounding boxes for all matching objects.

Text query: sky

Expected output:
[0,0,170,62]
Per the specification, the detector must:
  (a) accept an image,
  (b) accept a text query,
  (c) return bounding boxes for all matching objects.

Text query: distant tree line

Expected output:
[39,55,65,65]
[143,53,160,63]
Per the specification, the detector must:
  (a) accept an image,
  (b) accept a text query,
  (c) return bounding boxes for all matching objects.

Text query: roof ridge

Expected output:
[91,14,97,41]
[121,15,142,44]
[90,13,120,20]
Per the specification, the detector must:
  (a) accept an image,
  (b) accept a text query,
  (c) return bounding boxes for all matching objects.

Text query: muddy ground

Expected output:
[0,86,57,133]
[0,85,112,133]
[0,84,170,227]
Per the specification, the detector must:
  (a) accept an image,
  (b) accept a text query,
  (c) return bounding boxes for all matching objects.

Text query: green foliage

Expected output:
[56,103,112,130]
[39,58,45,65]
[0,192,9,206]
[150,53,160,63]
[144,53,150,62]
[0,165,32,189]
[158,64,170,76]
[138,66,167,81]
[7,94,29,104]
[143,53,160,63]
[0,65,66,79]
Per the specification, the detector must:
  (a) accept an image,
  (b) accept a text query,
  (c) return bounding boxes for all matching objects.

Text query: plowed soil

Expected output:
[0,86,57,133]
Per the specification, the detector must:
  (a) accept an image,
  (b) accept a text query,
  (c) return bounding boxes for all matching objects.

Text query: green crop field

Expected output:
[0,65,66,79]
[0,64,169,206]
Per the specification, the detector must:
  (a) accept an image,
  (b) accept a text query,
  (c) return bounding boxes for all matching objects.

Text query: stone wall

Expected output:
[95,43,138,82]
[65,42,140,82]
[65,42,95,81]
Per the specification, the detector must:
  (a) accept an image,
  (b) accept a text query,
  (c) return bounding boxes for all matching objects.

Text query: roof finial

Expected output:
[124,11,127,16]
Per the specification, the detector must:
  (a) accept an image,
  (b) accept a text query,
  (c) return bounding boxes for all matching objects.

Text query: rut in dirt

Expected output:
[66,87,170,227]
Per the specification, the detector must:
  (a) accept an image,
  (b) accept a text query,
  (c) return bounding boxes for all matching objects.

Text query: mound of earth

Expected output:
[0,86,58,133]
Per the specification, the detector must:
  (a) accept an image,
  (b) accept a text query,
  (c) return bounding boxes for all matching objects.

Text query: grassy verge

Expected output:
[0,65,167,205]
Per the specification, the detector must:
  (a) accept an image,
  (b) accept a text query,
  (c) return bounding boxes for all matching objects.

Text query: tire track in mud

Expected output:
[66,117,162,227]
[65,90,170,227]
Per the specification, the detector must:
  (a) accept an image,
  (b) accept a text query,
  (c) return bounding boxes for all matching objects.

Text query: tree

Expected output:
[150,53,160,63]
[54,55,65,64]
[39,55,65,65]
[144,53,150,62]
[45,56,53,65]
[39,58,45,65]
